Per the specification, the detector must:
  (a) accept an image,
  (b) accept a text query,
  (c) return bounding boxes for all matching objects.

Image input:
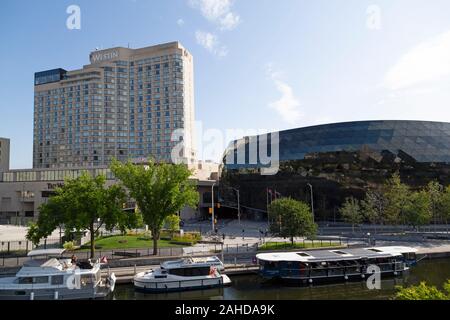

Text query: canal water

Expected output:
[112,258,450,300]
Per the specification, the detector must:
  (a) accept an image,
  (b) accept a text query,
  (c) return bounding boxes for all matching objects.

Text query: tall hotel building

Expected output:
[33,42,196,169]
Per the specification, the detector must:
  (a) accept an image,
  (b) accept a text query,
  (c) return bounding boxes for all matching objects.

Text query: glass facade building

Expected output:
[220,121,450,220]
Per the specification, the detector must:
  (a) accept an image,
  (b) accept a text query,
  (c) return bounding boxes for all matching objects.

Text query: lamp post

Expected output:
[307,183,315,224]
[211,182,216,233]
[229,187,240,225]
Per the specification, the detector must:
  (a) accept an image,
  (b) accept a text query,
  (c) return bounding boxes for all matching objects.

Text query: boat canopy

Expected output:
[27,248,66,257]
[256,246,417,263]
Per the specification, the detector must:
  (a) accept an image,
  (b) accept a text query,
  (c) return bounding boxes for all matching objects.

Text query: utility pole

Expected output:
[236,189,240,225]
[307,183,315,224]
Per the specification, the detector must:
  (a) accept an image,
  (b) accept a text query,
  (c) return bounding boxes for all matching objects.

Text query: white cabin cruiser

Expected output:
[0,249,116,300]
[134,256,231,293]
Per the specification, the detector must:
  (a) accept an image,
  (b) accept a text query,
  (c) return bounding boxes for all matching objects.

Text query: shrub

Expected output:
[63,241,76,251]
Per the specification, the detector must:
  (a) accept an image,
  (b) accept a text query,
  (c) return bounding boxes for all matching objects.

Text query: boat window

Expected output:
[18,278,33,284]
[332,251,348,255]
[169,266,211,277]
[80,275,94,286]
[51,275,64,285]
[367,248,383,253]
[402,252,416,260]
[18,277,49,284]
[33,276,49,284]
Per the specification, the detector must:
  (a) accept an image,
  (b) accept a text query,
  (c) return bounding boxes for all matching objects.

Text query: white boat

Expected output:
[134,256,231,293]
[161,256,225,271]
[0,249,116,300]
[256,246,418,284]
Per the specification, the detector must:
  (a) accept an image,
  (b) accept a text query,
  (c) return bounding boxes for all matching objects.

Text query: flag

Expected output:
[100,256,108,264]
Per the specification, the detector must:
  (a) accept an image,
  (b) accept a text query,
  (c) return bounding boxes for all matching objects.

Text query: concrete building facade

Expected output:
[0,166,216,225]
[33,42,196,169]
[0,138,10,173]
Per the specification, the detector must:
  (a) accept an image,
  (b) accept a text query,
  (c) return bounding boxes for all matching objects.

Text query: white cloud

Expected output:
[267,65,302,124]
[177,18,185,27]
[195,30,228,57]
[384,30,450,90]
[189,0,241,30]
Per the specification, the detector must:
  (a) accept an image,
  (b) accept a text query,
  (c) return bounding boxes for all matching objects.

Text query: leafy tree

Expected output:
[404,190,432,229]
[440,186,450,231]
[383,173,411,225]
[339,197,363,233]
[26,173,138,258]
[268,198,317,245]
[395,280,450,300]
[361,190,386,233]
[111,159,199,255]
[165,214,181,237]
[427,181,443,226]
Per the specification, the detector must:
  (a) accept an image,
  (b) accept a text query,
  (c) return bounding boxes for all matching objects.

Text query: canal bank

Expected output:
[111,258,450,300]
[100,243,450,284]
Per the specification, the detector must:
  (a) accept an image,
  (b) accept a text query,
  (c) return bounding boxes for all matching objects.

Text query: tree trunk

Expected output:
[291,236,294,246]
[90,224,95,259]
[152,229,159,256]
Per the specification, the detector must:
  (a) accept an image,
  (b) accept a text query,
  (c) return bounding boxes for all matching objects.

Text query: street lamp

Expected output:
[229,187,241,225]
[211,182,216,233]
[307,183,315,223]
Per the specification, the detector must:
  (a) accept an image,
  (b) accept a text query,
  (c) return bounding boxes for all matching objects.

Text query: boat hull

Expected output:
[0,287,111,300]
[134,275,231,293]
[261,268,410,286]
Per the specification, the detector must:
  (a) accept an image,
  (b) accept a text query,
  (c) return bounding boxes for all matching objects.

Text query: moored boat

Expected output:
[0,249,116,300]
[134,256,231,293]
[256,246,418,285]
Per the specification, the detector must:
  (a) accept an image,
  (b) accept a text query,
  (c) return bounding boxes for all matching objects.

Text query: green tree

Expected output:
[268,198,317,245]
[383,173,411,225]
[427,181,443,226]
[164,214,181,237]
[404,190,432,229]
[361,190,386,233]
[110,159,199,255]
[26,173,138,258]
[339,197,363,233]
[440,186,450,232]
[395,280,450,300]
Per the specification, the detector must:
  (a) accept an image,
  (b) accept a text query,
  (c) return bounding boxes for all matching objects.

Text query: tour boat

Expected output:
[256,246,418,284]
[133,256,231,293]
[0,249,116,300]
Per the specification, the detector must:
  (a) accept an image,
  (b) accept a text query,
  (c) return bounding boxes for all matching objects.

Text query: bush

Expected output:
[395,281,450,300]
[171,234,200,245]
[63,241,76,251]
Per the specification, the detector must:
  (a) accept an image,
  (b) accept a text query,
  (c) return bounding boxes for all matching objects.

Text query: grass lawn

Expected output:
[258,241,342,251]
[78,235,186,251]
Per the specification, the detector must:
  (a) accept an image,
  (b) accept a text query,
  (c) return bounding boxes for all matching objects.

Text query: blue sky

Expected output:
[1,0,450,168]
